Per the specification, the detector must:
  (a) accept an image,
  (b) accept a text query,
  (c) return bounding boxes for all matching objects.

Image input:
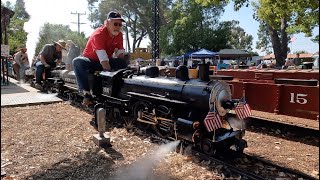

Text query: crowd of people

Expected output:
[2,10,129,107]
[31,11,127,106]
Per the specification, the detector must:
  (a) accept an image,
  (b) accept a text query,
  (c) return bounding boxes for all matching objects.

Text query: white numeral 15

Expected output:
[290,93,308,104]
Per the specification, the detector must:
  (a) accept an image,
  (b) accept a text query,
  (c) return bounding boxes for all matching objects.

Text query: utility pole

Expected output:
[151,0,160,62]
[71,11,86,34]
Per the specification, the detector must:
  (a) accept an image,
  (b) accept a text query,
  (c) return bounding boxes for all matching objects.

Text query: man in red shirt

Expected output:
[73,11,127,106]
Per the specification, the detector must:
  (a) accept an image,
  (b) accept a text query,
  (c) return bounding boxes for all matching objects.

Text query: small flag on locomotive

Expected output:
[203,107,223,132]
[235,97,252,120]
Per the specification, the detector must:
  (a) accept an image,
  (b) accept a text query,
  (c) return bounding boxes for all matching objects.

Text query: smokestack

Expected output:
[198,60,209,81]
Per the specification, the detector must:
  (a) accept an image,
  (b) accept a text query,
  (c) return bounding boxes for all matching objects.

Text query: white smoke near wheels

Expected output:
[111,140,180,180]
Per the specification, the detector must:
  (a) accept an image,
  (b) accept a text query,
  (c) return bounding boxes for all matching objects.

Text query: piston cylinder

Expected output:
[176,118,198,142]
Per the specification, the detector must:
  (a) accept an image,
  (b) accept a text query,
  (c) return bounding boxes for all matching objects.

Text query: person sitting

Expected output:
[282,58,295,69]
[65,40,80,70]
[256,60,268,69]
[34,40,66,89]
[160,59,166,66]
[13,45,29,82]
[217,60,229,70]
[72,11,127,106]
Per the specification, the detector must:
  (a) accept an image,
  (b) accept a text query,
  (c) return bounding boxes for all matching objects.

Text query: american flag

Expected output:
[235,97,252,120]
[203,108,223,132]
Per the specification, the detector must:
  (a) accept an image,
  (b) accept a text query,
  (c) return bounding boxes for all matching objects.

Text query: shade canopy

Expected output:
[190,49,218,58]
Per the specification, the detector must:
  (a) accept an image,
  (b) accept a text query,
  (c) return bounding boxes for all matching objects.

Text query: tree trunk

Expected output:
[125,27,131,52]
[280,18,288,66]
[267,25,283,67]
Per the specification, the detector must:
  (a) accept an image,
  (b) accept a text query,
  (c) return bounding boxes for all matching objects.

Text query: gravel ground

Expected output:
[1,102,319,179]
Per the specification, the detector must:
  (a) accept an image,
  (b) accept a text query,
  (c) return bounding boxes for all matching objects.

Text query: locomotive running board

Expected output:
[100,94,130,106]
[127,92,188,105]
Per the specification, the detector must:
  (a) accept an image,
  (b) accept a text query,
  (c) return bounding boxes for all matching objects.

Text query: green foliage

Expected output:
[221,20,253,50]
[311,35,319,44]
[2,1,14,10]
[4,0,29,55]
[160,0,230,56]
[294,50,308,54]
[248,51,259,56]
[13,0,29,20]
[255,0,318,65]
[7,19,28,54]
[195,0,250,10]
[255,20,273,54]
[34,23,88,56]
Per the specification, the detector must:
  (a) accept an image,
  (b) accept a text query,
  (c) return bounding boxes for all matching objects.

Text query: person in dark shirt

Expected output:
[34,40,66,88]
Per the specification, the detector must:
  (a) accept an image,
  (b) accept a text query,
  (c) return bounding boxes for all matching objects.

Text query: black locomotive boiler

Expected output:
[49,63,247,156]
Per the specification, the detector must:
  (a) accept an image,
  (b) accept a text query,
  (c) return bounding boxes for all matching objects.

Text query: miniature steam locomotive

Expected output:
[42,63,247,156]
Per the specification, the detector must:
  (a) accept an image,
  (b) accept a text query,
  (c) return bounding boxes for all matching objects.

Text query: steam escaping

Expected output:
[111,140,180,180]
[227,117,246,130]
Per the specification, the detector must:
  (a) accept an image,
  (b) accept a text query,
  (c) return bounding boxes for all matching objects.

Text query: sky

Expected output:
[6,0,320,60]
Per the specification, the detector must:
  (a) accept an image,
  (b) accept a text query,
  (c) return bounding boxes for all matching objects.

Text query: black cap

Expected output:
[108,11,125,22]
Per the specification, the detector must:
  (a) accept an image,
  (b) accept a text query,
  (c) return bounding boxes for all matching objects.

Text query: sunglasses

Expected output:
[113,22,122,27]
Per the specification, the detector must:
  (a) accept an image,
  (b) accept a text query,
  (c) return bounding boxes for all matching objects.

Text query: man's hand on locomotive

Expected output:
[97,48,125,71]
[112,48,125,59]
[101,61,111,71]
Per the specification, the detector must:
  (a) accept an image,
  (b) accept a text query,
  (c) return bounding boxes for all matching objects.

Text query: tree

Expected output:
[12,0,29,20]
[255,21,273,54]
[254,0,318,66]
[3,0,29,54]
[34,23,88,56]
[294,50,308,54]
[196,0,319,66]
[311,35,319,44]
[159,0,228,55]
[2,1,14,9]
[222,20,253,50]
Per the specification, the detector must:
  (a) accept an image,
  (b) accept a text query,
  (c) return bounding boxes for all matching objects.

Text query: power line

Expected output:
[71,11,86,34]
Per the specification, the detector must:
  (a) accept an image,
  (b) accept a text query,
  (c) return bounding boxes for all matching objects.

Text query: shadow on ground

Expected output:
[28,146,119,179]
[29,145,177,180]
[1,82,29,94]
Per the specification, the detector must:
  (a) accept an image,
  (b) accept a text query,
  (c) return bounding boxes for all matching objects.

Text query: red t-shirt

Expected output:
[83,25,124,62]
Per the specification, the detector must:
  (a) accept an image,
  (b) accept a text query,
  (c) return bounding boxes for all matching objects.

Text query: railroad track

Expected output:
[133,129,318,180]
[246,116,318,138]
[67,97,318,179]
[192,150,265,180]
[227,113,319,141]
[240,154,319,180]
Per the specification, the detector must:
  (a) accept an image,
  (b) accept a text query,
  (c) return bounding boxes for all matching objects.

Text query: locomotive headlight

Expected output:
[209,82,232,116]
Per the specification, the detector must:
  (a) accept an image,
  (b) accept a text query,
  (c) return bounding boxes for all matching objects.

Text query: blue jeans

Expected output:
[72,57,103,92]
[73,57,128,92]
[35,61,54,84]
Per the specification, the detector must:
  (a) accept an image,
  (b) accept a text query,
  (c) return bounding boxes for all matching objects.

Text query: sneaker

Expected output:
[34,83,42,89]
[82,94,94,106]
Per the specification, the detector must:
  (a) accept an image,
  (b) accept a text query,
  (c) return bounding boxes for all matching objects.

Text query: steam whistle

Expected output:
[93,107,110,147]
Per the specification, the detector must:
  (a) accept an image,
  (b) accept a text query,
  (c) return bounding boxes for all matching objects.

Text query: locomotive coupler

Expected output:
[93,107,111,147]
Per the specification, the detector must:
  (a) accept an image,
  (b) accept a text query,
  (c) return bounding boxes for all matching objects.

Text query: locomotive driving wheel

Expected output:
[200,138,216,156]
[153,105,174,138]
[133,101,151,129]
[153,118,174,139]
